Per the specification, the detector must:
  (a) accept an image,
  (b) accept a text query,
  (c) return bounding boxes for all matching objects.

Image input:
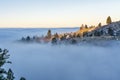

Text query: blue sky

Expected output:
[0,0,120,28]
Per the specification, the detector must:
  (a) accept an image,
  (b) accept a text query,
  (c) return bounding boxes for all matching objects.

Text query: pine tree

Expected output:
[85,25,88,29]
[98,23,102,27]
[106,16,112,25]
[20,77,26,80]
[47,29,52,38]
[80,24,84,30]
[108,28,114,36]
[76,34,80,38]
[26,36,31,41]
[54,33,59,38]
[71,39,77,44]
[0,48,26,80]
[51,37,57,44]
[0,48,12,80]
[7,69,15,80]
[83,32,88,37]
[94,31,101,36]
[73,33,76,38]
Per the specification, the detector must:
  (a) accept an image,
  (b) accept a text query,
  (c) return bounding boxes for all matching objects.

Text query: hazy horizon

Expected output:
[0,0,120,28]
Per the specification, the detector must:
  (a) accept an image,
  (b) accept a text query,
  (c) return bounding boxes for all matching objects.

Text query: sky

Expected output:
[0,0,120,28]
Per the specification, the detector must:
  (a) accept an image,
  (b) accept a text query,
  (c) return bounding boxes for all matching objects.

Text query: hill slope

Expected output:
[83,21,120,37]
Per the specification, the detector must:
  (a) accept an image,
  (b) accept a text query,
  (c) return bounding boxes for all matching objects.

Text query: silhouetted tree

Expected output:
[80,24,84,30]
[60,36,66,41]
[71,39,77,44]
[73,33,76,38]
[7,68,15,80]
[51,37,57,44]
[85,25,88,29]
[76,34,81,38]
[54,33,59,38]
[0,48,26,80]
[94,31,101,36]
[83,32,88,37]
[108,28,114,36]
[98,23,102,27]
[100,30,103,35]
[20,77,26,80]
[0,48,14,80]
[47,29,52,38]
[33,36,36,40]
[106,16,112,24]
[21,37,25,41]
[26,36,31,41]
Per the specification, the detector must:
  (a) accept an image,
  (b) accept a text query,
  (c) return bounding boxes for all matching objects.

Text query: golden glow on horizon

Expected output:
[0,15,119,28]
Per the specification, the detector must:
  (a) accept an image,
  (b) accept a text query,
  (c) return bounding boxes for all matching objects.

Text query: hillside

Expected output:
[86,21,120,37]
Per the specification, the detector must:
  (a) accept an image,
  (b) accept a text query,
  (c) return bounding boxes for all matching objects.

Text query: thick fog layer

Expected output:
[0,28,120,80]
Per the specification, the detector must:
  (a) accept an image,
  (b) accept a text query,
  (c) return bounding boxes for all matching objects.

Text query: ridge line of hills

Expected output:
[20,16,120,44]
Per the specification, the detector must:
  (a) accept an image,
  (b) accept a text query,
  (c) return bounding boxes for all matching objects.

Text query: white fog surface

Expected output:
[0,28,120,80]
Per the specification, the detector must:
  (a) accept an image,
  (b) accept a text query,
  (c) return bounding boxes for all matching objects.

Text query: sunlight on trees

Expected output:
[106,16,112,24]
[47,29,52,38]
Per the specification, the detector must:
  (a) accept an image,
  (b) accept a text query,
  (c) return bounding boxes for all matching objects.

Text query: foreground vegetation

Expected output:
[0,48,26,80]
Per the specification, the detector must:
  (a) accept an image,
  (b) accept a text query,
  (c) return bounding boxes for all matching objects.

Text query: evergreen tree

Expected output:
[76,34,81,38]
[80,24,84,30]
[51,37,57,44]
[20,77,26,80]
[98,23,102,27]
[26,36,31,41]
[106,16,112,25]
[0,48,13,80]
[83,32,88,37]
[73,33,76,38]
[7,69,15,80]
[85,25,88,29]
[100,30,103,35]
[47,29,52,38]
[71,39,77,44]
[108,28,114,36]
[60,36,66,41]
[94,31,101,36]
[54,33,59,38]
[0,48,26,80]
[21,37,25,41]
